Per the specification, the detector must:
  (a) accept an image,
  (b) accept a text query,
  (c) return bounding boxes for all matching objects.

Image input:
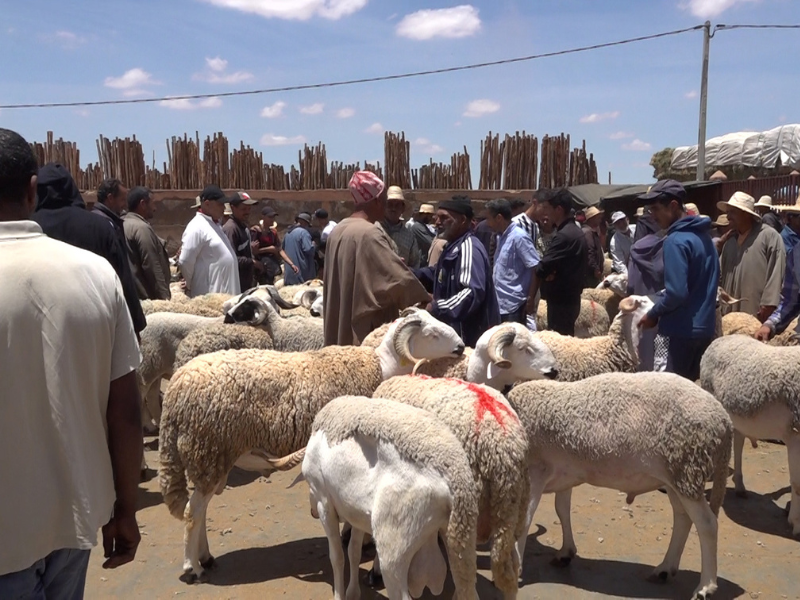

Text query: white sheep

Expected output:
[224,295,324,351]
[536,298,611,337]
[277,279,323,302]
[374,375,529,599]
[508,372,733,600]
[158,310,466,580]
[699,335,800,536]
[303,395,478,600]
[172,323,274,370]
[413,323,559,390]
[533,295,653,382]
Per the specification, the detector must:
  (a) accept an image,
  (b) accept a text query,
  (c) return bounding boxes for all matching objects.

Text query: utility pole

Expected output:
[696,21,712,181]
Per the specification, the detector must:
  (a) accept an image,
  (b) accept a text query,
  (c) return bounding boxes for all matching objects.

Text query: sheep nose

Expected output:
[454,343,465,356]
[545,368,559,380]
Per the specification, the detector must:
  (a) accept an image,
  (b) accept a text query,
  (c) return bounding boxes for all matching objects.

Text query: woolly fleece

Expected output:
[374,376,528,597]
[173,323,274,370]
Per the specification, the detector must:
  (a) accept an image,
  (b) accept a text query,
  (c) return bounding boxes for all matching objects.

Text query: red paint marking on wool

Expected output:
[439,377,517,432]
[591,300,597,322]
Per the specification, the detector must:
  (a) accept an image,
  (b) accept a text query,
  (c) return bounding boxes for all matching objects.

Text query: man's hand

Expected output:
[755,325,772,342]
[638,314,658,330]
[757,306,776,323]
[526,296,537,315]
[290,264,300,274]
[102,508,140,569]
[425,302,434,313]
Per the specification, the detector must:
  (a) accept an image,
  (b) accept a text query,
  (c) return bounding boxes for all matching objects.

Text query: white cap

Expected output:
[610,211,627,224]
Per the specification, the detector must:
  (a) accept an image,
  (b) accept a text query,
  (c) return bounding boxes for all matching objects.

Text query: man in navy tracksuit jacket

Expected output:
[638,180,719,380]
[415,196,500,347]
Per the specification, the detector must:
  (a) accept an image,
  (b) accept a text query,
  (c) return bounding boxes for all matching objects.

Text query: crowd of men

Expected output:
[3,122,800,597]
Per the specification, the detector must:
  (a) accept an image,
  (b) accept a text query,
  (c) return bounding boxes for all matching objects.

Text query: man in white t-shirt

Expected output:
[0,128,143,597]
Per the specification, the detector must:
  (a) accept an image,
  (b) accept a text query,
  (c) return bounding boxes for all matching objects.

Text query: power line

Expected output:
[0,25,704,110]
[717,23,800,30]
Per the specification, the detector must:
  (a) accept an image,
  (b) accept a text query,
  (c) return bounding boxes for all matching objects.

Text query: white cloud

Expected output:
[463,99,500,118]
[364,122,384,134]
[43,30,86,48]
[336,107,356,119]
[680,0,759,18]
[579,111,620,124]
[104,68,158,90]
[260,133,307,146]
[193,56,253,84]
[160,97,223,110]
[396,5,481,40]
[685,90,698,99]
[261,101,287,118]
[622,139,652,152]
[199,0,368,21]
[609,131,634,140]
[75,109,91,118]
[300,103,324,115]
[413,138,444,155]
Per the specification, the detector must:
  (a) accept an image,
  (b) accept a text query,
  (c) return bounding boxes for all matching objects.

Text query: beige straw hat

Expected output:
[418,203,435,214]
[386,186,406,201]
[712,213,729,227]
[754,195,773,208]
[584,206,604,220]
[717,191,761,220]
[777,194,800,214]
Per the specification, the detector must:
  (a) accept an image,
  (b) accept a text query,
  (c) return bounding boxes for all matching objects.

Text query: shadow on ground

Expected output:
[721,487,796,541]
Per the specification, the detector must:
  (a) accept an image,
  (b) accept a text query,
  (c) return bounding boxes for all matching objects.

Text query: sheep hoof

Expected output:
[181,570,207,585]
[200,556,216,570]
[367,568,383,588]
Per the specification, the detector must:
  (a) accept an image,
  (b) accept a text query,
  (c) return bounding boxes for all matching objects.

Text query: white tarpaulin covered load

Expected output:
[671,124,800,171]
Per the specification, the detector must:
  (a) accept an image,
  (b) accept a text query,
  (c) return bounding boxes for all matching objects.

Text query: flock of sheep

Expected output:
[135,271,800,600]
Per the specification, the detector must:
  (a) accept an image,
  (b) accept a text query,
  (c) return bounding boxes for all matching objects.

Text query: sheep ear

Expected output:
[618,297,640,314]
[486,361,502,380]
[300,290,318,308]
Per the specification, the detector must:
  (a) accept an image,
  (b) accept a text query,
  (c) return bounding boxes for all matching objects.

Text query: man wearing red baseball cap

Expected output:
[323,171,430,346]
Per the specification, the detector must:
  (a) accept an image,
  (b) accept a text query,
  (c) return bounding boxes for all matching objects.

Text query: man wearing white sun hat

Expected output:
[608,210,635,274]
[718,191,785,321]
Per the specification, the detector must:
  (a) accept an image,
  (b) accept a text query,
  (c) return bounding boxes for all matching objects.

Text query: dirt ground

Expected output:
[85,439,799,600]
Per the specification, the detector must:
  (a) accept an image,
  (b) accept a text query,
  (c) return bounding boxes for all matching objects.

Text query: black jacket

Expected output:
[536,218,588,304]
[32,163,147,335]
[762,211,783,234]
[222,217,255,292]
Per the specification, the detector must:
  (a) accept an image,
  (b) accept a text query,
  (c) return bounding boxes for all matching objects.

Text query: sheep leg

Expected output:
[651,487,692,581]
[318,499,346,600]
[678,495,718,599]
[553,489,577,565]
[516,466,547,572]
[377,552,412,600]
[346,528,365,600]
[367,551,382,587]
[787,435,800,536]
[733,429,747,497]
[144,384,162,433]
[182,489,214,581]
[198,492,215,570]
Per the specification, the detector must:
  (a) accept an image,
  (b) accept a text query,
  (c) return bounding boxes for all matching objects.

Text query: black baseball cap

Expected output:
[228,191,257,206]
[200,185,226,202]
[314,208,328,219]
[637,179,686,203]
[261,206,277,217]
[439,195,474,219]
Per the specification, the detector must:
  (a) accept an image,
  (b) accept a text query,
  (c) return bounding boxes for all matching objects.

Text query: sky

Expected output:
[1,0,797,185]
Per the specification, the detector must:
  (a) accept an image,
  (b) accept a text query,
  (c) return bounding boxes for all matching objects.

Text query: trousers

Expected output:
[0,548,90,600]
[665,336,713,381]
[547,299,581,336]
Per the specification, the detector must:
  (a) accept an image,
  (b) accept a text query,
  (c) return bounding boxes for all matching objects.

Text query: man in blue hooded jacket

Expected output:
[638,180,719,380]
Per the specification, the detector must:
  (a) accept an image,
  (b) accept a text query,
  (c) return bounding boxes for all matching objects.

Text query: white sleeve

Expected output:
[178,222,201,287]
[610,235,627,274]
[110,276,142,381]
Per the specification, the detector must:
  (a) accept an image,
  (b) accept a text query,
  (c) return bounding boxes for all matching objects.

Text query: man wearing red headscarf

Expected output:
[323,171,430,346]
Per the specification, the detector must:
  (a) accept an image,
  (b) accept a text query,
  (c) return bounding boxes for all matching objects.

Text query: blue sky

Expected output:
[1,0,797,185]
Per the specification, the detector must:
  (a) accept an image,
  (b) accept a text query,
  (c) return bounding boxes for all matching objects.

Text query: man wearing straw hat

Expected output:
[754,195,783,233]
[780,199,800,255]
[608,211,634,275]
[582,205,605,287]
[323,171,430,346]
[711,213,731,253]
[406,203,436,259]
[718,191,785,321]
[382,185,421,268]
[757,194,800,341]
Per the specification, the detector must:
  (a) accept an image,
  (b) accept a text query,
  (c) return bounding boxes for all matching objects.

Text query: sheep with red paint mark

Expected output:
[374,375,530,599]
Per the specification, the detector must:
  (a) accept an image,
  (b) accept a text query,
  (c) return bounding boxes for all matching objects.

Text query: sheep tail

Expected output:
[709,427,733,516]
[445,478,478,599]
[158,409,189,520]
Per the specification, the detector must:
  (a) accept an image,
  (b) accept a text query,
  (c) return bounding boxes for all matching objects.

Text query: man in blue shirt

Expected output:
[414,195,500,346]
[485,198,540,325]
[282,212,316,284]
[638,180,719,381]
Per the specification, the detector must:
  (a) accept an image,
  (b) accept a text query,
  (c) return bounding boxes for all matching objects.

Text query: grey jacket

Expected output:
[123,212,172,300]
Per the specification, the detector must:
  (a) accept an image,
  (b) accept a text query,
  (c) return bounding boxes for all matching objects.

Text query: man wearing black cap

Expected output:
[282,212,316,285]
[178,185,240,296]
[414,195,499,346]
[637,179,719,380]
[222,191,258,292]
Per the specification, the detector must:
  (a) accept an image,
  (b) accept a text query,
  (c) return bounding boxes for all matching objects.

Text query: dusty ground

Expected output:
[86,439,799,600]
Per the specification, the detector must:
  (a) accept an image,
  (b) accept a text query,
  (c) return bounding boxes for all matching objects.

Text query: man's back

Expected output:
[538,218,587,303]
[0,222,141,576]
[283,226,315,284]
